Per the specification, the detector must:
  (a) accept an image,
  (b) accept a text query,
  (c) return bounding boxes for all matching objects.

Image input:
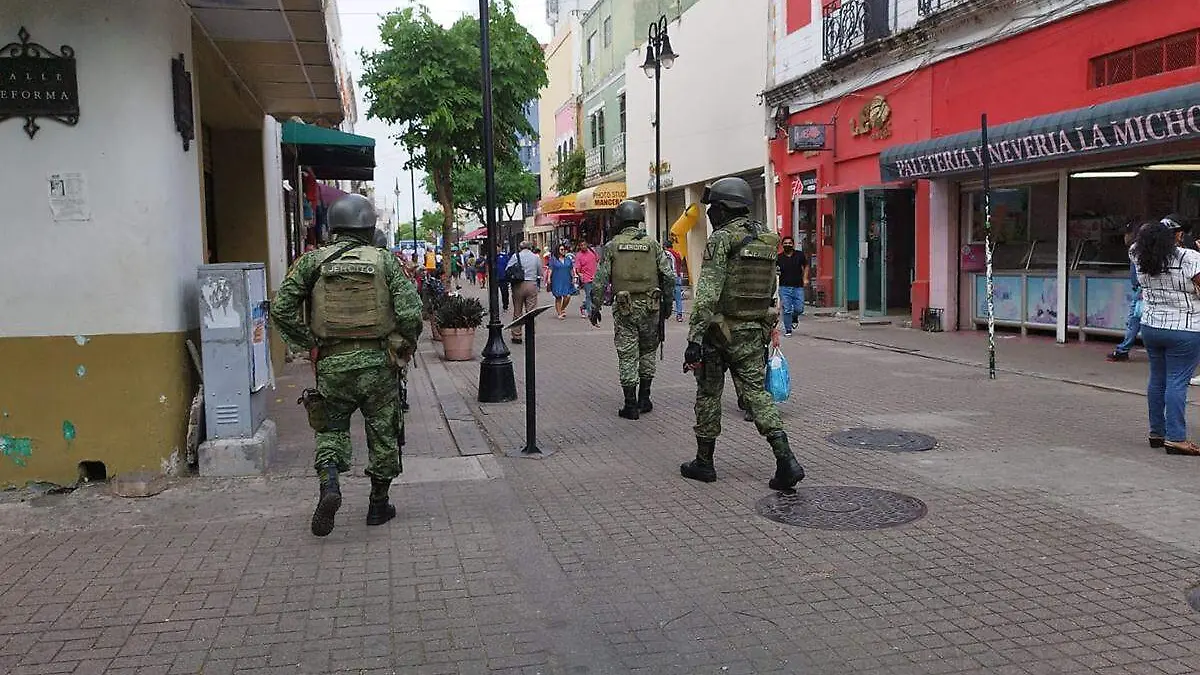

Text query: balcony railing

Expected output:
[822,0,892,63]
[609,132,626,170]
[917,0,972,17]
[585,145,607,179]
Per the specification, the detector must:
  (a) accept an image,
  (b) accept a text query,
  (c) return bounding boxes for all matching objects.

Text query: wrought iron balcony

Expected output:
[822,0,892,63]
[917,0,972,17]
[609,133,626,169]
[585,145,607,179]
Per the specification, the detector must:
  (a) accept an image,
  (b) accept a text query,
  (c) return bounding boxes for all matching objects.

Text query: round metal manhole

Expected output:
[826,428,937,453]
[755,486,927,531]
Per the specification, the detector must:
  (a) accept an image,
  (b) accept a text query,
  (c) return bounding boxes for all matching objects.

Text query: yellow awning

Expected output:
[575,182,627,211]
[540,194,576,214]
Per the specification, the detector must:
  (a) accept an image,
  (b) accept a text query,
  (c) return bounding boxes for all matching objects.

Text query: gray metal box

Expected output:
[198,263,272,440]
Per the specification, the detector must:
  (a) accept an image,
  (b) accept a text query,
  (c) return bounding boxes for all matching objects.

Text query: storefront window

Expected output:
[964,182,1059,270]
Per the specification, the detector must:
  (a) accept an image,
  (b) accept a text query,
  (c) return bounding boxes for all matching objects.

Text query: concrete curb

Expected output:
[415,345,495,456]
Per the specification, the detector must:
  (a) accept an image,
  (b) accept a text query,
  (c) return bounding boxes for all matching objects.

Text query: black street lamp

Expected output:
[409,158,418,254]
[476,0,517,403]
[642,15,678,244]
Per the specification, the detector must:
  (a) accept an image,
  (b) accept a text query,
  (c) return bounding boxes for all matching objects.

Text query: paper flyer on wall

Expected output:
[47,172,91,221]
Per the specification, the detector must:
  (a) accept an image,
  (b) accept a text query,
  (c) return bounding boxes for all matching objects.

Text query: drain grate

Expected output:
[755,486,927,531]
[827,428,937,452]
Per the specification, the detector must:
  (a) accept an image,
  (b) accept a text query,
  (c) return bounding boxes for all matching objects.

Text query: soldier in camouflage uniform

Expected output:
[590,200,675,419]
[271,194,422,537]
[681,177,805,490]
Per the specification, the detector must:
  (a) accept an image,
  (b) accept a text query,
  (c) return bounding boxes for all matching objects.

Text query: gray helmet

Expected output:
[615,199,644,224]
[702,177,753,213]
[328,193,377,233]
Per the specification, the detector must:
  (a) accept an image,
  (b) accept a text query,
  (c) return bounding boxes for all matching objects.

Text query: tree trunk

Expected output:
[432,162,455,282]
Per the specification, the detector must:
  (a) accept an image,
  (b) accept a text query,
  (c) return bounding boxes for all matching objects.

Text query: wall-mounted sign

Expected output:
[851,95,892,140]
[647,160,674,190]
[0,27,79,139]
[171,53,194,151]
[789,124,828,151]
[791,171,818,199]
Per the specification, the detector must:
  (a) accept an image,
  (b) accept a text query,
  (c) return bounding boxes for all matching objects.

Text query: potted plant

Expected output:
[434,295,484,361]
[424,293,446,342]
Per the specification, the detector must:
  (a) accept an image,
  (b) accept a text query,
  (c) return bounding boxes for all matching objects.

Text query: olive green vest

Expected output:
[311,245,396,340]
[718,220,779,320]
[609,229,658,294]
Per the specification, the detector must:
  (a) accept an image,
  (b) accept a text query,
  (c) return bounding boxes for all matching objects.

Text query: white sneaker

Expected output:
[1191,376,1200,386]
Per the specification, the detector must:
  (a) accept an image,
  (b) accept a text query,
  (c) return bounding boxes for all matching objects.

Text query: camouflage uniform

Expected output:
[592,226,675,385]
[271,230,422,534]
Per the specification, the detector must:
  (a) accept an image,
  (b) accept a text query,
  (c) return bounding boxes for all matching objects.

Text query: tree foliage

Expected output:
[360,2,547,255]
[553,148,586,195]
[423,155,538,225]
[417,208,444,242]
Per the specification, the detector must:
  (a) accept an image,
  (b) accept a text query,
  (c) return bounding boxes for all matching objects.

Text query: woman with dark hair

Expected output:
[1134,217,1200,455]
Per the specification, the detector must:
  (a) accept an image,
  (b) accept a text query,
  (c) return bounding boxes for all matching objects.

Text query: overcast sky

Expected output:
[335,0,552,229]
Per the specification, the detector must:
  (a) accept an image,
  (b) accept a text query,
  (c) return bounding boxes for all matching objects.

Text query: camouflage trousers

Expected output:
[693,326,783,442]
[314,363,403,480]
[614,303,659,386]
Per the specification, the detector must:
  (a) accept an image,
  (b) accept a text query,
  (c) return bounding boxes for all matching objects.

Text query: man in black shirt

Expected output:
[776,236,809,336]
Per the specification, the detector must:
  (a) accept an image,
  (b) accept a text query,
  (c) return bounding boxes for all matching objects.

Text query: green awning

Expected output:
[282,121,376,181]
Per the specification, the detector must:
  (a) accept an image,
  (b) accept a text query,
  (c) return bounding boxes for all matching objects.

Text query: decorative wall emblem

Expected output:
[171,54,194,151]
[0,27,79,138]
[851,95,892,140]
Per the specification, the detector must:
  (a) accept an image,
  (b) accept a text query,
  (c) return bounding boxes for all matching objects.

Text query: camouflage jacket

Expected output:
[688,217,778,344]
[591,226,675,314]
[270,234,423,372]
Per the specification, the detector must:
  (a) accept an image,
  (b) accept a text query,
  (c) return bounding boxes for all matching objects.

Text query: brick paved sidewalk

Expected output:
[3,280,1200,674]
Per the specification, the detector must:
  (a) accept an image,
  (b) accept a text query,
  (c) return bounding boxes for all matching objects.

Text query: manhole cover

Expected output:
[1187,585,1200,613]
[827,428,937,452]
[755,486,927,531]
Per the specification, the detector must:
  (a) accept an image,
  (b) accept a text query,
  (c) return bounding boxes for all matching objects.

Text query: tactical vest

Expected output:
[310,245,396,340]
[610,231,658,294]
[718,221,779,320]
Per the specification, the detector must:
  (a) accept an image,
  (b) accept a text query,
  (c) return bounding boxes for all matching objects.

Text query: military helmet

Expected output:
[702,177,753,212]
[327,193,377,233]
[615,199,644,224]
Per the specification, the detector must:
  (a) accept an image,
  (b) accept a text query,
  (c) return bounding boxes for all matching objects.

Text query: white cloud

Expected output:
[336,0,550,228]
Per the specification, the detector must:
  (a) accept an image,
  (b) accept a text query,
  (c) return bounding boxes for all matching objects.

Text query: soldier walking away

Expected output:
[271,194,422,537]
[681,177,806,491]
[590,200,675,419]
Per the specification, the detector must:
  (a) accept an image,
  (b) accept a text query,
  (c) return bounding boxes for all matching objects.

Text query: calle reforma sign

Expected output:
[879,82,1200,182]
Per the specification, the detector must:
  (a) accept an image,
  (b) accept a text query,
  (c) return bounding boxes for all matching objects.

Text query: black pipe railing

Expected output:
[918,0,971,17]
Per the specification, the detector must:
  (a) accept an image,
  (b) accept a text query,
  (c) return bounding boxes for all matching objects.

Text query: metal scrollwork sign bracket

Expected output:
[0,27,80,139]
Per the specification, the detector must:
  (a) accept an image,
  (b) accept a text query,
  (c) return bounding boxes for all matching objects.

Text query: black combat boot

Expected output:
[680,438,717,482]
[400,384,410,412]
[311,463,342,537]
[638,378,654,414]
[766,431,806,491]
[365,478,396,526]
[618,385,640,420]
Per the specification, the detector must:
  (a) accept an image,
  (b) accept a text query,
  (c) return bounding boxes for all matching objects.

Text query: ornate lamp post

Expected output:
[476,0,517,402]
[641,15,678,243]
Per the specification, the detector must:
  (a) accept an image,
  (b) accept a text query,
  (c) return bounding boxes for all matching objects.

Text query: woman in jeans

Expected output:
[1135,217,1200,455]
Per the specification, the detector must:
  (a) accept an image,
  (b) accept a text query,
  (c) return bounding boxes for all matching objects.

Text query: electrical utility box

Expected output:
[198,263,274,441]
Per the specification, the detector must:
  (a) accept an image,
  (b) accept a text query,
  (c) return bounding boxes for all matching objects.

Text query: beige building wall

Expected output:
[538,18,580,199]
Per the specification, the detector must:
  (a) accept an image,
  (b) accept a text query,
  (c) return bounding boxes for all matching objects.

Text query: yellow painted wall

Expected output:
[210,129,268,265]
[0,333,194,487]
[538,25,577,198]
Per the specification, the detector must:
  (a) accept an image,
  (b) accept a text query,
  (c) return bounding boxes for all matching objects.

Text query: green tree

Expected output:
[424,156,538,225]
[360,2,547,255]
[553,148,586,195]
[417,208,444,242]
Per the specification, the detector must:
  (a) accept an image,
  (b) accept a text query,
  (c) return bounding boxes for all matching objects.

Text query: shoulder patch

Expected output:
[703,242,717,261]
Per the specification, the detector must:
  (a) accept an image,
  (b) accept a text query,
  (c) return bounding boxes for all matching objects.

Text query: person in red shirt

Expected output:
[573,240,600,318]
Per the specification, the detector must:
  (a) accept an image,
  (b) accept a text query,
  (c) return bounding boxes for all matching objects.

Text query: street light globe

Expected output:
[641,45,656,78]
[659,35,678,69]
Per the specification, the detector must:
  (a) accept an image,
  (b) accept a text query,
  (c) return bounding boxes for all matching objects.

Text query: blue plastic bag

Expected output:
[766,347,790,403]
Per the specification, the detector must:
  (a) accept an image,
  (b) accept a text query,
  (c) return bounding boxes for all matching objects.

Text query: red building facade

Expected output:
[770,0,1200,339]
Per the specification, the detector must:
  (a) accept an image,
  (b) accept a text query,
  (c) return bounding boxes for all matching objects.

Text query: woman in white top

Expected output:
[1134,216,1200,455]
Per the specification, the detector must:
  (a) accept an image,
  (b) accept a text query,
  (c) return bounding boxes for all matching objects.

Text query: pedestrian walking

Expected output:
[270,194,422,536]
[1132,216,1200,455]
[776,235,808,336]
[681,176,806,490]
[1107,221,1143,362]
[496,247,512,311]
[665,239,686,322]
[590,200,674,419]
[548,243,576,319]
[505,241,542,344]
[574,240,599,319]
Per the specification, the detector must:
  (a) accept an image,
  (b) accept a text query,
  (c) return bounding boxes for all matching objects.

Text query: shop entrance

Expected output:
[835,194,860,309]
[859,187,916,320]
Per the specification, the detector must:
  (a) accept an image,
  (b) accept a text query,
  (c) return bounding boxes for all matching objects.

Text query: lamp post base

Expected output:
[477,321,517,403]
[506,445,554,459]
